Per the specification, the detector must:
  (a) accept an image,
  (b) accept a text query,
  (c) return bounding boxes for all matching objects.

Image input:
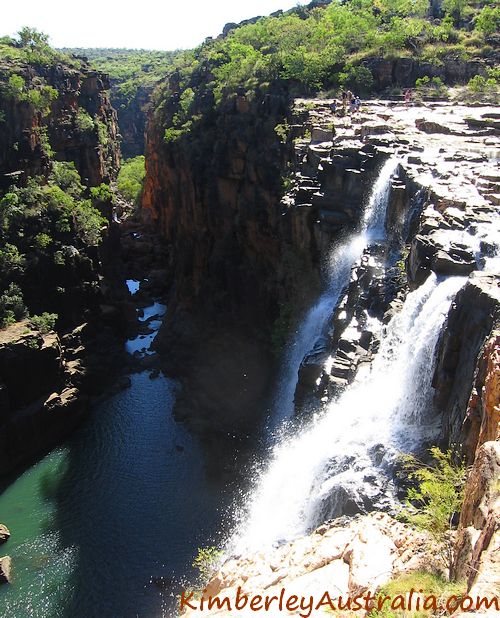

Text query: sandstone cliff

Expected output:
[0,46,124,476]
[0,60,119,190]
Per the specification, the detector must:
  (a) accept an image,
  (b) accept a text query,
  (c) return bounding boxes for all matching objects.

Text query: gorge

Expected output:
[0,3,499,617]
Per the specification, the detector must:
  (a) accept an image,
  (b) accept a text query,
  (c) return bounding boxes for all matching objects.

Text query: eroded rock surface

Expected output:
[183,513,439,617]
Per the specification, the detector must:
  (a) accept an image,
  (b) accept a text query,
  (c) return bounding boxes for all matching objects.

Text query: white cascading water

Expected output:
[268,157,400,430]
[233,273,466,553]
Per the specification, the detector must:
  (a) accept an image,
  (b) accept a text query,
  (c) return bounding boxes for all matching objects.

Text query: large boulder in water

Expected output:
[0,525,10,545]
[0,556,11,584]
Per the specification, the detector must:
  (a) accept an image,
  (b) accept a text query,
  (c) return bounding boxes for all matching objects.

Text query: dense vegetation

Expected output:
[117,156,146,206]
[60,48,178,107]
[0,30,115,329]
[0,27,81,69]
[151,0,498,142]
[0,164,109,328]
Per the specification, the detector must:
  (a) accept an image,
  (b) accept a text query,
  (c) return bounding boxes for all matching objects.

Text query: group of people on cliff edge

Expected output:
[330,90,361,116]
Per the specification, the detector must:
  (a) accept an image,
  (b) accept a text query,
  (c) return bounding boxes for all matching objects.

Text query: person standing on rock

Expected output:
[349,96,357,114]
[341,90,348,112]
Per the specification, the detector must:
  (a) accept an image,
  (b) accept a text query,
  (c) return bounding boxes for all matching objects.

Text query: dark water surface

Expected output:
[0,290,238,618]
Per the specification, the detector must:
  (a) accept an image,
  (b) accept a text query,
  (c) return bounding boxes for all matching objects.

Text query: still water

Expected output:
[0,285,235,618]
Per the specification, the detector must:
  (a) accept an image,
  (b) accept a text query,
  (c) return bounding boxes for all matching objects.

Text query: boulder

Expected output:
[415,118,452,134]
[0,556,11,584]
[0,525,10,544]
[311,126,333,143]
[432,249,476,276]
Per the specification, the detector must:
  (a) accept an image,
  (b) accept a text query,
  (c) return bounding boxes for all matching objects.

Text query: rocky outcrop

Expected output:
[433,274,500,454]
[143,96,500,433]
[462,330,500,458]
[365,56,493,90]
[0,62,120,190]
[454,442,500,597]
[0,324,85,475]
[452,329,499,596]
[0,525,10,544]
[0,316,127,476]
[113,84,153,158]
[182,513,440,617]
[0,556,11,585]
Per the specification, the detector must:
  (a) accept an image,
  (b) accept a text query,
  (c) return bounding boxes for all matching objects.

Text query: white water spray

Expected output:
[269,158,400,429]
[233,273,466,553]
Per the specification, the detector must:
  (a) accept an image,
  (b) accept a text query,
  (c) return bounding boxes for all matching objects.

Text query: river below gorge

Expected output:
[0,282,239,618]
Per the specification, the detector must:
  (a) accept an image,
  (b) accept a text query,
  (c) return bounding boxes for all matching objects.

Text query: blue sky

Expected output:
[2,1,300,50]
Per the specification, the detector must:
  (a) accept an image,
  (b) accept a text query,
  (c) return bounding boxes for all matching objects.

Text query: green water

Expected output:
[0,296,238,618]
[0,449,75,617]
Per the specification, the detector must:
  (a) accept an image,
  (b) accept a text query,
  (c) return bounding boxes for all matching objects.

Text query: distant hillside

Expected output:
[58,48,182,157]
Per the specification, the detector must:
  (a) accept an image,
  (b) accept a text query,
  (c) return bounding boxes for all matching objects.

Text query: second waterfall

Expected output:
[230,156,466,554]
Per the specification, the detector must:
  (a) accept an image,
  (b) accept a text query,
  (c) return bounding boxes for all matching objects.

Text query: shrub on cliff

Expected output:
[29,312,58,334]
[0,283,27,327]
[192,547,223,585]
[474,5,500,35]
[399,447,466,576]
[0,166,108,326]
[2,73,58,116]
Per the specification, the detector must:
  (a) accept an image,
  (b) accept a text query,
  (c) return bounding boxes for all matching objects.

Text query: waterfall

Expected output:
[268,157,400,430]
[232,273,466,553]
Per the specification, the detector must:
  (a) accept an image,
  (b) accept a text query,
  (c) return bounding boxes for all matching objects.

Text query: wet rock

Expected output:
[432,249,476,276]
[0,525,10,545]
[295,338,330,402]
[0,556,11,584]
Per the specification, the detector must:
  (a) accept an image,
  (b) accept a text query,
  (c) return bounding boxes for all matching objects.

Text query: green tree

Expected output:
[400,447,466,576]
[475,5,500,35]
[5,74,25,99]
[17,27,50,50]
[338,65,374,95]
[0,283,28,327]
[29,312,58,333]
[117,156,146,205]
[442,0,467,27]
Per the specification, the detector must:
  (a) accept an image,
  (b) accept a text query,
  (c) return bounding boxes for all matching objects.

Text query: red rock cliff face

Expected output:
[0,62,120,190]
[142,92,326,432]
[141,93,395,432]
[143,93,317,325]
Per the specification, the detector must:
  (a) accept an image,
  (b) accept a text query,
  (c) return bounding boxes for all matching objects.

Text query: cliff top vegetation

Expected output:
[146,0,499,142]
